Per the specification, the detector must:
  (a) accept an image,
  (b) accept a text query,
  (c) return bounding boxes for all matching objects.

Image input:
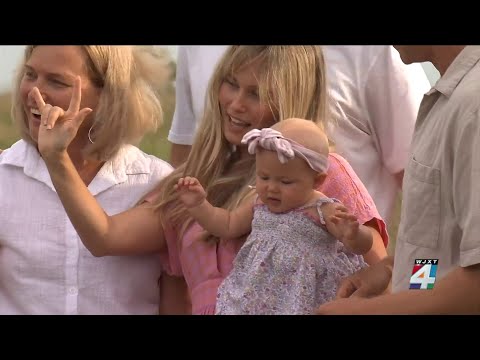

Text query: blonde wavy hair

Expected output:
[153,45,330,240]
[11,45,172,161]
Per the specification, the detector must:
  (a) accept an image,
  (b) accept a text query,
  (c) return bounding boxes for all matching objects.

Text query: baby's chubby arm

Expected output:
[321,201,373,255]
[175,177,254,239]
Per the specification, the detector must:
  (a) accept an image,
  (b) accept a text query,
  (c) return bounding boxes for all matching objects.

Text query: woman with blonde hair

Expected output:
[0,45,173,314]
[35,46,388,315]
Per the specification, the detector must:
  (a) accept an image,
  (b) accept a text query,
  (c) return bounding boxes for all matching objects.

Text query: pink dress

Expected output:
[160,153,389,315]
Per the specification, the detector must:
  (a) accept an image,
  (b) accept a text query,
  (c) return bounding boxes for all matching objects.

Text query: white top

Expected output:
[168,45,229,145]
[392,46,480,292]
[0,140,173,314]
[323,46,431,222]
[168,45,431,223]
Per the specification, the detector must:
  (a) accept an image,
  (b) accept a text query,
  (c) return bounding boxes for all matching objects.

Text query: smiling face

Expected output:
[255,149,320,213]
[218,59,276,152]
[19,46,101,143]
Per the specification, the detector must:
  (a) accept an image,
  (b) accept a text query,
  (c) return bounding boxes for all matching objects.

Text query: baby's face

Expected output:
[255,150,318,213]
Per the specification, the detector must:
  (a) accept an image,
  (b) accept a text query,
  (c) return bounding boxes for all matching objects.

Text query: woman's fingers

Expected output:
[75,107,93,128]
[67,76,82,115]
[45,106,65,130]
[31,87,46,111]
[40,104,52,128]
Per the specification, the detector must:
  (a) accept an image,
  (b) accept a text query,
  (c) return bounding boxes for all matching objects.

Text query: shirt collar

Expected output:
[429,46,480,97]
[0,140,152,195]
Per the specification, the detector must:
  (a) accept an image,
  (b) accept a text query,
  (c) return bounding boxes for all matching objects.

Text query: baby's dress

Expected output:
[215,197,368,315]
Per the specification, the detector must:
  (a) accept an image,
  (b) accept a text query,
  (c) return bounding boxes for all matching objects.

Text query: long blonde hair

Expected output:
[154,46,330,239]
[11,46,172,161]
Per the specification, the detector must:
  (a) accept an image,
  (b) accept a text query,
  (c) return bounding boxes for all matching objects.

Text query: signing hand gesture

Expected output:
[34,76,92,158]
[174,177,206,208]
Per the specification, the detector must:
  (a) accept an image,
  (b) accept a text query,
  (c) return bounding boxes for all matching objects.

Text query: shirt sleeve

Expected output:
[454,110,480,267]
[167,46,197,145]
[320,153,389,247]
[364,46,431,175]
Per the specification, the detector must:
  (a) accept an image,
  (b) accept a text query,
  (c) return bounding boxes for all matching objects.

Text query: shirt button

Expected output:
[68,287,78,295]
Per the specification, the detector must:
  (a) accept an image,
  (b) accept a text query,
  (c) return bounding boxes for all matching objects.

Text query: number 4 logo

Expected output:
[409,259,438,290]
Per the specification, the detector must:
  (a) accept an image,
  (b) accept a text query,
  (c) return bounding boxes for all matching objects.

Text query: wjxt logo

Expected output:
[409,259,438,290]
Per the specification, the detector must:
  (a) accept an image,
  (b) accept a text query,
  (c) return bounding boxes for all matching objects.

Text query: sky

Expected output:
[0,46,439,94]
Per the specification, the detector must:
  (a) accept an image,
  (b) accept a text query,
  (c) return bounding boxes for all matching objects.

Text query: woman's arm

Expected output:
[363,219,388,265]
[170,144,192,168]
[45,152,165,257]
[158,273,192,315]
[35,79,165,257]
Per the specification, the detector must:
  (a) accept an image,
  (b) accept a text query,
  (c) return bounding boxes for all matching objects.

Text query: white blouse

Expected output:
[0,140,173,314]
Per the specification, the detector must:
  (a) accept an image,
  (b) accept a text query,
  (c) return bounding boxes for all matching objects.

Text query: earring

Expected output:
[88,126,94,144]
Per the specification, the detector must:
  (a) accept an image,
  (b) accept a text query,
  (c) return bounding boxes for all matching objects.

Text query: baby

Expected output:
[175,118,371,315]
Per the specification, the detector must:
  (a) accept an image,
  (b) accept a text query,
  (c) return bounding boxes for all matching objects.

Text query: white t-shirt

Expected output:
[0,140,173,314]
[323,46,431,222]
[167,45,431,223]
[168,45,229,145]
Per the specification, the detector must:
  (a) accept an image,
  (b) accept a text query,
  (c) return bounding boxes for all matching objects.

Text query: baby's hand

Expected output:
[174,177,206,208]
[322,202,360,249]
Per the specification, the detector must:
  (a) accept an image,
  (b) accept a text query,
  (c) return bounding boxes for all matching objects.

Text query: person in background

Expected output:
[168,46,228,167]
[317,46,480,314]
[167,45,431,224]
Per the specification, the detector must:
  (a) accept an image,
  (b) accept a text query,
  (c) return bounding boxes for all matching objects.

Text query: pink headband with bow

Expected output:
[241,128,329,173]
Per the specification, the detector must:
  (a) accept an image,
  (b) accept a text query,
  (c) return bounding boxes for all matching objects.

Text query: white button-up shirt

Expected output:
[393,46,480,291]
[0,140,173,314]
[323,46,431,223]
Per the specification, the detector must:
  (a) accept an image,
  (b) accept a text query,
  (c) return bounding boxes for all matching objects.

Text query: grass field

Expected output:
[0,93,19,150]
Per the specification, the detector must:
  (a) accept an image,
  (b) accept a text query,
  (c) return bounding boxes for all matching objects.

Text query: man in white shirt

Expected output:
[316,46,480,314]
[167,45,431,225]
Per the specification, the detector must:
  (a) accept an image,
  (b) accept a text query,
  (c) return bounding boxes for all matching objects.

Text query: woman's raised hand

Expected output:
[35,76,92,158]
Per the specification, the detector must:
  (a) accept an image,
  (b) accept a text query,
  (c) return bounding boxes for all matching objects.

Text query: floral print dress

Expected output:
[215,197,368,315]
